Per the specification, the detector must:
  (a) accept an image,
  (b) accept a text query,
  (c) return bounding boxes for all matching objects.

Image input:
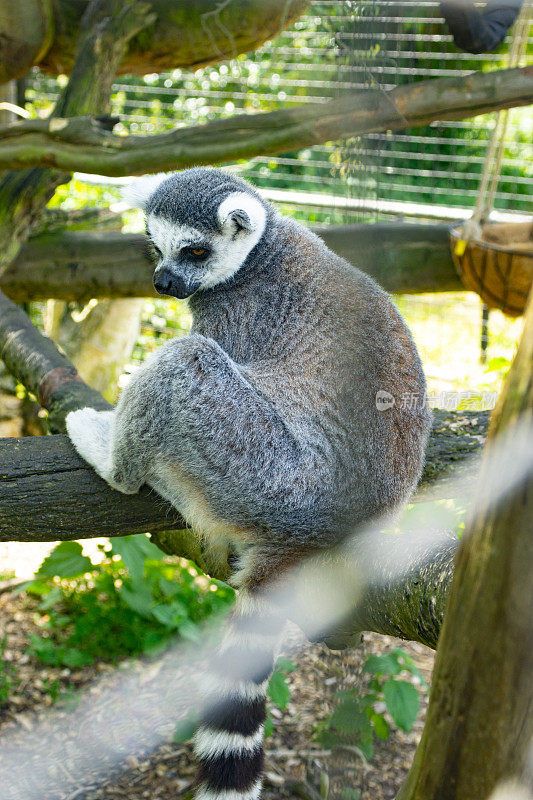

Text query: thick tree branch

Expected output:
[0,0,309,84]
[316,531,458,652]
[0,66,531,176]
[1,223,463,303]
[0,410,488,545]
[0,290,111,431]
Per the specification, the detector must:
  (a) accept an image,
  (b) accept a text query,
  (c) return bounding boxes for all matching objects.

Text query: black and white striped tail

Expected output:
[193,598,282,800]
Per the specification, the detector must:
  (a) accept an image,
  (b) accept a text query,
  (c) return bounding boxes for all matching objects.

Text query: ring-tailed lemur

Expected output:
[66,168,431,800]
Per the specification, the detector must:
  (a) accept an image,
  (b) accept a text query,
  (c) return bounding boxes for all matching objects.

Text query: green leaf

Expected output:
[370,711,390,740]
[267,669,291,710]
[178,621,200,641]
[264,713,274,738]
[151,603,184,629]
[363,652,402,677]
[111,536,152,584]
[119,583,154,618]
[383,679,420,732]
[340,790,360,800]
[159,577,181,597]
[275,656,296,674]
[358,733,374,760]
[62,648,92,669]
[28,635,59,665]
[37,542,92,579]
[37,587,62,610]
[392,647,427,686]
[174,712,198,743]
[329,695,370,738]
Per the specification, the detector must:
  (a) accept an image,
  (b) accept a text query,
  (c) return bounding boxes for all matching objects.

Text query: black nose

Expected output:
[153,267,201,299]
[153,268,173,296]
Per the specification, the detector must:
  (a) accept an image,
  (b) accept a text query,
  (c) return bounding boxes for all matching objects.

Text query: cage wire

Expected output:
[22,0,530,403]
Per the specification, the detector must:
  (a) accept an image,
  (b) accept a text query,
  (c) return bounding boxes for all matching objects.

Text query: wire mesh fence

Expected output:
[25,0,532,221]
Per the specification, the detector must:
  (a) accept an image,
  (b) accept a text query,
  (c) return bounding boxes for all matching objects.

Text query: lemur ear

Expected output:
[218,192,266,236]
[121,173,169,210]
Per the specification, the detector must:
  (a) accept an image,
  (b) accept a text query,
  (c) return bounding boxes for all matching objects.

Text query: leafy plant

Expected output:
[26,535,235,668]
[265,656,297,737]
[317,648,425,760]
[0,637,18,708]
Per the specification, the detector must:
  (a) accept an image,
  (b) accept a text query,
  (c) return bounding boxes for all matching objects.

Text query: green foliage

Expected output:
[340,790,361,800]
[0,637,18,708]
[382,679,420,733]
[36,541,93,579]
[317,647,425,760]
[173,710,200,744]
[27,535,235,668]
[265,656,297,737]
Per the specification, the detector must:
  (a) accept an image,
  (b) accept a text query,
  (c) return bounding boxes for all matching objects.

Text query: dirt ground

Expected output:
[0,543,434,800]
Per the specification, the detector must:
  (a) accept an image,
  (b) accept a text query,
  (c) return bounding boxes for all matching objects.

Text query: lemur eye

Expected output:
[183,245,210,260]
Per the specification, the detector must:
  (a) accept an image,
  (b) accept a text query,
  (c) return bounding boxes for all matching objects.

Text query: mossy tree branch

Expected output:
[0,66,531,177]
[1,223,464,303]
[0,0,309,84]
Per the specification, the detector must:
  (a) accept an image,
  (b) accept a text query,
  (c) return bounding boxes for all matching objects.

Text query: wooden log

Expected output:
[0,66,531,176]
[0,409,488,544]
[0,290,111,432]
[0,0,309,84]
[1,223,463,303]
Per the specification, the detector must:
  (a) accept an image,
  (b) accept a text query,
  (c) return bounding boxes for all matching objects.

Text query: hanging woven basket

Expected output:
[450,220,533,317]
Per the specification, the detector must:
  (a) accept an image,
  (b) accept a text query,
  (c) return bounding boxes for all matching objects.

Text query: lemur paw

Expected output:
[66,408,115,481]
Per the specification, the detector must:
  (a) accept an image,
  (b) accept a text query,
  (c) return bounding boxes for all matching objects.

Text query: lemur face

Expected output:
[123,170,267,299]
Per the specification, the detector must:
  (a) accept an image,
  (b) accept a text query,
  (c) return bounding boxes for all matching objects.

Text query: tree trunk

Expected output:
[1,66,531,177]
[0,0,309,84]
[48,298,145,400]
[396,291,533,800]
[0,0,155,275]
[0,0,54,84]
[2,223,464,303]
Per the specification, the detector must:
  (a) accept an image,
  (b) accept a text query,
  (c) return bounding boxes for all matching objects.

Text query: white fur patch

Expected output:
[195,778,263,800]
[201,193,266,290]
[121,173,169,209]
[193,726,264,760]
[66,408,115,480]
[198,673,269,703]
[217,192,266,235]
[146,215,204,260]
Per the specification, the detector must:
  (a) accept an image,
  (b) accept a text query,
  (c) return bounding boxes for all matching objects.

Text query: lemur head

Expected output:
[123,168,268,299]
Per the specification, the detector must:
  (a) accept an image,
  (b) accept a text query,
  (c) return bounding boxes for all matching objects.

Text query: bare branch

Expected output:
[0,67,531,176]
[2,224,463,303]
